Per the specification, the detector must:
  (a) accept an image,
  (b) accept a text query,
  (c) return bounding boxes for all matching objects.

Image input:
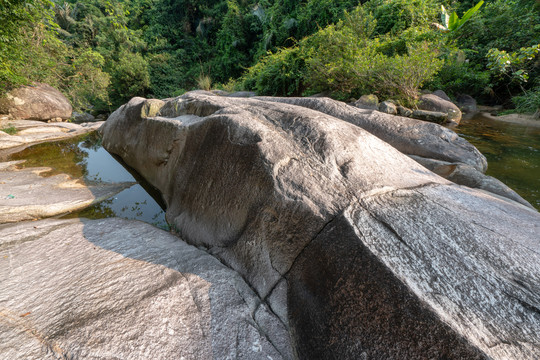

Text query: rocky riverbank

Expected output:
[1,91,539,359]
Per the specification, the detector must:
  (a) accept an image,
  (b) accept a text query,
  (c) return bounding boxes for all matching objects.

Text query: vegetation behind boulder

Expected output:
[0,0,539,113]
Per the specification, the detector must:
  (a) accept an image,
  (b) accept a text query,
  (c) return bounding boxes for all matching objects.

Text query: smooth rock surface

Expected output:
[101,92,540,359]
[418,93,462,125]
[397,105,412,117]
[0,161,133,223]
[257,96,487,171]
[409,155,534,209]
[0,218,291,359]
[71,111,96,123]
[0,119,103,151]
[0,83,72,120]
[432,89,452,102]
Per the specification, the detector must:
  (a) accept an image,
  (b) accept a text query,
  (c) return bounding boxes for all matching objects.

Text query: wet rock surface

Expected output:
[100,91,540,359]
[0,160,133,223]
[0,119,103,152]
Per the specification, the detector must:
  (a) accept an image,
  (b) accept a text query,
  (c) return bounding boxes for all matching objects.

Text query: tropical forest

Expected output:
[1,1,540,359]
[1,0,539,113]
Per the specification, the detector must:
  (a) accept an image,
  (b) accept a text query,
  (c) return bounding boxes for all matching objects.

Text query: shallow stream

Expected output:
[7,132,168,229]
[455,114,540,210]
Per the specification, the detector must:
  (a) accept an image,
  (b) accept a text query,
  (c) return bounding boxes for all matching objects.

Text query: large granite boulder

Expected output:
[0,218,291,359]
[418,93,462,125]
[0,83,72,121]
[101,92,539,359]
[257,96,487,172]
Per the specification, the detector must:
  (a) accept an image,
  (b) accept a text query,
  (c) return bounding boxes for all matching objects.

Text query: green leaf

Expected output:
[441,5,449,28]
[458,1,484,28]
[448,12,459,30]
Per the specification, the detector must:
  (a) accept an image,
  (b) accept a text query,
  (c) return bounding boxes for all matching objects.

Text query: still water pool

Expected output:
[455,114,540,210]
[7,132,168,229]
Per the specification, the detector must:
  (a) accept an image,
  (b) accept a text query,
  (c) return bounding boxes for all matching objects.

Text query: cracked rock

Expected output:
[101,91,540,359]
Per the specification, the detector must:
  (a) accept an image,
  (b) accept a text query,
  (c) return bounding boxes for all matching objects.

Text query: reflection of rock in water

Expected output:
[5,133,168,228]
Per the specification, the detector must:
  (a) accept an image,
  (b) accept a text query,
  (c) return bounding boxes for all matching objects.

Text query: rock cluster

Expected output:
[351,90,470,125]
[96,91,539,359]
[1,90,538,359]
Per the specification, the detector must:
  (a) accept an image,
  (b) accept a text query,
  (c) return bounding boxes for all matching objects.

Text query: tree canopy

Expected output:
[0,0,538,113]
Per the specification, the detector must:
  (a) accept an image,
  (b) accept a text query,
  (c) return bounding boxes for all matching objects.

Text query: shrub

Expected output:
[63,49,111,112]
[374,42,444,105]
[1,124,17,135]
[511,87,540,115]
[427,49,491,98]
[241,46,307,96]
[303,7,442,104]
[196,74,212,91]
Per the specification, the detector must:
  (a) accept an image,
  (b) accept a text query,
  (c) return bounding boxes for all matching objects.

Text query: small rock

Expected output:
[456,94,478,113]
[353,94,379,110]
[379,101,397,115]
[72,112,96,123]
[412,109,448,124]
[397,105,413,117]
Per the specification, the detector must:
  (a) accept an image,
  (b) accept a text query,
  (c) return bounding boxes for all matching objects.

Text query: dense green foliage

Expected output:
[1,0,539,113]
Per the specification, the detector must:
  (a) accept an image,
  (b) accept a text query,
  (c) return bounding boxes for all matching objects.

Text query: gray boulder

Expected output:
[101,92,540,359]
[71,111,96,123]
[352,94,379,110]
[0,218,291,359]
[418,93,462,125]
[412,109,449,124]
[256,96,487,172]
[432,89,452,102]
[409,155,534,209]
[456,94,478,113]
[227,91,258,98]
[397,105,413,117]
[0,82,72,121]
[378,100,397,115]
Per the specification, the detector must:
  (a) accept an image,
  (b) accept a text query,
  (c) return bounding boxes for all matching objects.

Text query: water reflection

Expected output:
[8,133,168,229]
[455,114,540,210]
